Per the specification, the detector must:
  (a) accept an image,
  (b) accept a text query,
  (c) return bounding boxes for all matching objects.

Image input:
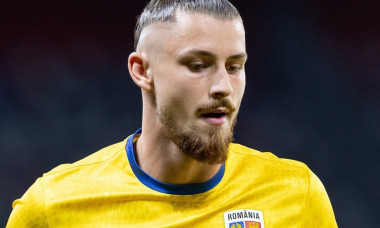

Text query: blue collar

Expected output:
[126,128,225,195]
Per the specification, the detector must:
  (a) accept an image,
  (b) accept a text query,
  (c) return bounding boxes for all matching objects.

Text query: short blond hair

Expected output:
[134,0,242,50]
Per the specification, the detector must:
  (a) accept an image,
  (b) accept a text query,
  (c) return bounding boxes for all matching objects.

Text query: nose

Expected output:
[209,67,233,99]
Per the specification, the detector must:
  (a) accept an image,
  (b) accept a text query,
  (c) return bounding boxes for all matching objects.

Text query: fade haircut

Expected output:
[134,0,242,50]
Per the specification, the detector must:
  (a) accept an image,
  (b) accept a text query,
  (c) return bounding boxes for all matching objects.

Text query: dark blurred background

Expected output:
[1,0,379,226]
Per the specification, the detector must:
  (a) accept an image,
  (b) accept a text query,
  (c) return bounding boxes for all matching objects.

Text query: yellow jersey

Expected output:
[7,128,337,227]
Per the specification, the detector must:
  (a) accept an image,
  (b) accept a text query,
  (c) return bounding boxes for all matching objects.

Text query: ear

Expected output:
[128,52,153,91]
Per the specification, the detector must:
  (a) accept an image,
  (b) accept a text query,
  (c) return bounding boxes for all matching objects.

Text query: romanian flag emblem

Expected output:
[224,209,264,228]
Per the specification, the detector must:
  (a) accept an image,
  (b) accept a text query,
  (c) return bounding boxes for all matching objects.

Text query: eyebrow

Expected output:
[182,49,247,60]
[228,53,248,60]
[186,50,216,58]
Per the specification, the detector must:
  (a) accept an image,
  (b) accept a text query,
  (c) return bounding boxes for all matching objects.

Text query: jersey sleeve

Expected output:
[7,178,49,228]
[302,170,338,227]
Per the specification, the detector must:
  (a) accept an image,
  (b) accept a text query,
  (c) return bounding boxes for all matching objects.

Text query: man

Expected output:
[7,0,337,227]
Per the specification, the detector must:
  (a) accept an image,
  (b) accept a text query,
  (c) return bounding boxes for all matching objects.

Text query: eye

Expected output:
[188,62,208,72]
[226,64,242,74]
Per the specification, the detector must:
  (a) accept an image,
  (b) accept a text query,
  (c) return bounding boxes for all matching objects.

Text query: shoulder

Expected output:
[228,143,337,226]
[227,143,318,198]
[7,139,129,227]
[38,138,129,198]
[227,143,312,192]
[45,139,127,176]
[228,143,309,171]
[37,139,130,198]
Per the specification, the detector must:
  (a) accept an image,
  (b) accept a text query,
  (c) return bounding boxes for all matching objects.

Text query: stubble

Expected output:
[158,100,237,165]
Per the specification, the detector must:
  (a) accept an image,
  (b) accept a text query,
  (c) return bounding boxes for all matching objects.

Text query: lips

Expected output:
[197,100,235,125]
[201,112,227,118]
[199,108,229,125]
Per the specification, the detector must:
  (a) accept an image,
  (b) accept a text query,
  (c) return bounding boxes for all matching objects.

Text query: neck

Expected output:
[135,128,222,185]
[135,91,223,185]
[135,98,222,184]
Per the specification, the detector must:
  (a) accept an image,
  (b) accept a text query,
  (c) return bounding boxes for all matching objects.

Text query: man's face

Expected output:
[139,11,247,164]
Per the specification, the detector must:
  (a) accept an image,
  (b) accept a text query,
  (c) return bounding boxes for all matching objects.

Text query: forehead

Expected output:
[138,11,246,57]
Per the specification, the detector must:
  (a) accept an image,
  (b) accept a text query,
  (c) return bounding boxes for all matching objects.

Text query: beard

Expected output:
[158,101,237,165]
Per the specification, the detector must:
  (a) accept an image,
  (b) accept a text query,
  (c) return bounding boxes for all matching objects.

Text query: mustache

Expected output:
[197,99,236,113]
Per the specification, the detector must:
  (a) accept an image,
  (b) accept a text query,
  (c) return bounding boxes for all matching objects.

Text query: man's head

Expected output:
[133,0,242,51]
[129,0,247,165]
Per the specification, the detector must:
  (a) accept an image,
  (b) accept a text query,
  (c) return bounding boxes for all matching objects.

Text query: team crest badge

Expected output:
[224,209,264,228]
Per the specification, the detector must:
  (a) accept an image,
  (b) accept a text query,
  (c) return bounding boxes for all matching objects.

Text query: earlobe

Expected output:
[128,52,153,91]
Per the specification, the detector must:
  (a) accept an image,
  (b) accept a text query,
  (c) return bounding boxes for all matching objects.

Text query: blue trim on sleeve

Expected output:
[126,128,225,195]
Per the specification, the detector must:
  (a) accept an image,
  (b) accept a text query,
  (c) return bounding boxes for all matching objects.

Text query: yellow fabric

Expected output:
[7,135,337,227]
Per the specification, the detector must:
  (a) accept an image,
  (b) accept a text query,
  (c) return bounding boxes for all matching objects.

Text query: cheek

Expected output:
[171,84,200,111]
[166,72,204,103]
[232,75,246,100]
[155,81,198,117]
